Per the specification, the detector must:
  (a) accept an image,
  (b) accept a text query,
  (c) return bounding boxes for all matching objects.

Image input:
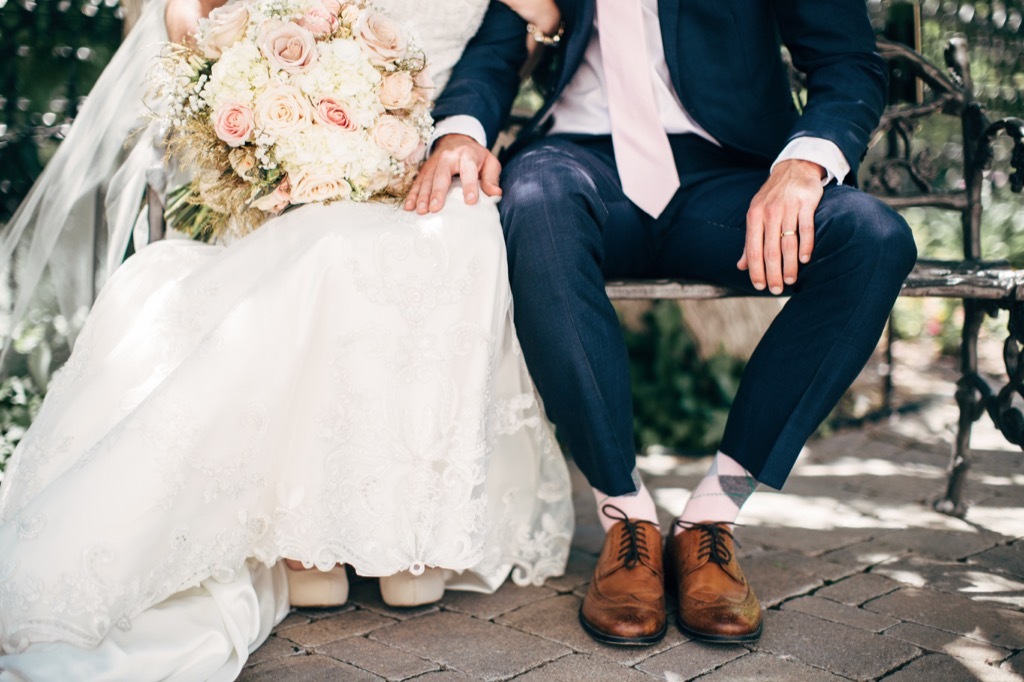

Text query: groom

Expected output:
[408,0,916,645]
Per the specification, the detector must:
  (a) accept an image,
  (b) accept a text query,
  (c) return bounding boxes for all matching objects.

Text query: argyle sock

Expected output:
[592,470,659,532]
[675,451,757,533]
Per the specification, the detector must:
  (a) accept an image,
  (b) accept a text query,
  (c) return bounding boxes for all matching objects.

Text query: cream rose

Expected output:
[254,84,312,138]
[379,71,415,110]
[198,3,250,59]
[289,169,352,204]
[354,11,408,65]
[259,21,318,73]
[213,103,254,147]
[340,4,361,25]
[314,98,358,130]
[371,115,420,160]
[413,69,434,102]
[299,7,338,38]
[387,168,415,195]
[253,178,292,214]
[405,141,427,166]
[364,169,391,194]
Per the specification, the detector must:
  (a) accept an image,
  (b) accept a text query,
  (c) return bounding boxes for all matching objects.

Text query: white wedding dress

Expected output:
[0,1,574,679]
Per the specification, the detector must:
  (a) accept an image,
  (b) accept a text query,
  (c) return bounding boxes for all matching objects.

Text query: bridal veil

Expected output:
[0,0,168,373]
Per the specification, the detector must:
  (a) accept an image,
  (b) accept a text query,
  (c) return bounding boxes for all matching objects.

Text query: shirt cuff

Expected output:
[430,115,488,151]
[772,137,851,186]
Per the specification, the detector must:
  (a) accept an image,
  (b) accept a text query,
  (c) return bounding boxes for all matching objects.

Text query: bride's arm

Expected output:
[164,0,230,46]
[496,0,562,57]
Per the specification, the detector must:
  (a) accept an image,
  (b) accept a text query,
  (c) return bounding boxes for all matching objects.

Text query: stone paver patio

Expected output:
[241,342,1024,681]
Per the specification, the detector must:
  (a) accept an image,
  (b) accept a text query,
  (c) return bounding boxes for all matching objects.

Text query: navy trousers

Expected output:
[499,134,917,495]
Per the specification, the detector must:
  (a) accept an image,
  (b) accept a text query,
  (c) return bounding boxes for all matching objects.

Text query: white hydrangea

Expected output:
[202,41,271,111]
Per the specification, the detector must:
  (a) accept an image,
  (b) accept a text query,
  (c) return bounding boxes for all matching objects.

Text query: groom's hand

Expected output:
[404,134,502,214]
[738,159,824,295]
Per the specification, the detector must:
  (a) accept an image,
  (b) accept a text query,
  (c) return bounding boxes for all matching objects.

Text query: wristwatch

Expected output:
[526,21,564,46]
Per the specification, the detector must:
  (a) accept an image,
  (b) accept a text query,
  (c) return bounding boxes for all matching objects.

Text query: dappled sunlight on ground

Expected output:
[958,505,1024,538]
[847,500,983,531]
[741,491,906,530]
[794,454,946,480]
[940,628,1024,681]
[974,472,1024,487]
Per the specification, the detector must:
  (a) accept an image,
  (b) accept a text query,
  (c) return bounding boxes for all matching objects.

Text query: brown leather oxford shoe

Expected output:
[665,521,763,643]
[579,506,667,646]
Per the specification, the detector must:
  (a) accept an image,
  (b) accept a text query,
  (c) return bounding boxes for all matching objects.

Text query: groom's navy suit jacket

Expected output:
[432,0,888,179]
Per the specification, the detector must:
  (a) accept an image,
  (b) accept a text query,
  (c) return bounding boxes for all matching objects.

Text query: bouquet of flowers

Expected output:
[158,0,433,240]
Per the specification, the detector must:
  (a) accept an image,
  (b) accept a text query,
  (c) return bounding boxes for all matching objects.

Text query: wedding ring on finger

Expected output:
[781,230,797,237]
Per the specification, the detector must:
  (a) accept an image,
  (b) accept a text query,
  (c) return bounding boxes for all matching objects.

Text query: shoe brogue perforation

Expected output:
[579,506,667,646]
[665,520,763,644]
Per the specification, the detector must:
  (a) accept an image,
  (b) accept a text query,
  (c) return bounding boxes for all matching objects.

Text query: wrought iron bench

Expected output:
[124,34,1024,518]
[604,36,1024,517]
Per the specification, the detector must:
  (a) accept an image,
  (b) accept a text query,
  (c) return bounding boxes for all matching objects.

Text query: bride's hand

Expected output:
[165,0,230,46]
[497,0,561,42]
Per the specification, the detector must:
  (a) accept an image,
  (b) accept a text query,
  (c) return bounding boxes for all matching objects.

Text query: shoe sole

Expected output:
[578,608,667,646]
[675,613,763,644]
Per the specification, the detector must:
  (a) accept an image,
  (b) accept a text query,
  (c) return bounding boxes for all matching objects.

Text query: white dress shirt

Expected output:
[434,0,851,185]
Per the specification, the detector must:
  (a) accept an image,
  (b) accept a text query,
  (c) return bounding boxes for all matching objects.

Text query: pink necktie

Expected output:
[596,0,680,218]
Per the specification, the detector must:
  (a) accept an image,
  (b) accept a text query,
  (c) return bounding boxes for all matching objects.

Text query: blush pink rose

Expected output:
[321,0,343,15]
[379,71,415,110]
[299,7,338,38]
[314,98,358,131]
[253,178,292,214]
[259,21,318,73]
[213,103,254,147]
[354,11,408,65]
[198,2,250,59]
[289,169,352,204]
[371,115,420,160]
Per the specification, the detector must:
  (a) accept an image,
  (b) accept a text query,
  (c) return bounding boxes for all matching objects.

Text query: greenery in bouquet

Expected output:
[157,0,434,241]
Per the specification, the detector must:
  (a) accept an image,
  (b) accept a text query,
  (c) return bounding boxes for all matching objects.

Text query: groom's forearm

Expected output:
[432,3,529,147]
[773,0,887,175]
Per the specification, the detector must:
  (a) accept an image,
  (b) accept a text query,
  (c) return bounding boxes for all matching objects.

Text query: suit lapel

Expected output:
[658,0,682,96]
[557,0,595,95]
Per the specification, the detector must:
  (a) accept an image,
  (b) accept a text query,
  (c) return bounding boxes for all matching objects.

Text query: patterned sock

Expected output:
[676,451,757,533]
[592,471,659,532]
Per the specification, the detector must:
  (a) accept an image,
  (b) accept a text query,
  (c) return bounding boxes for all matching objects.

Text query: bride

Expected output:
[0,0,572,679]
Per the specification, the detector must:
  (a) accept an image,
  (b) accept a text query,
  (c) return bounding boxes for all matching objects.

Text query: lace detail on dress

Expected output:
[0,198,572,652]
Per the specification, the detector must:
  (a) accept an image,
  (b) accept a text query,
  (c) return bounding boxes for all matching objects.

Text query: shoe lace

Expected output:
[601,504,656,570]
[673,520,738,567]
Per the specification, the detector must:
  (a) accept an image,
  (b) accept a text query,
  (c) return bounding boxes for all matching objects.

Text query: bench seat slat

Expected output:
[606,260,1024,301]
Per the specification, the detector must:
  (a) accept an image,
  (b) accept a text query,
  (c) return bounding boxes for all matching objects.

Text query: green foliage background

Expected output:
[0,0,124,222]
[623,302,745,454]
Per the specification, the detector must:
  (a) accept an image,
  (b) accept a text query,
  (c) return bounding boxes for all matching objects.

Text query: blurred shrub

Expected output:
[623,301,746,454]
[0,0,124,222]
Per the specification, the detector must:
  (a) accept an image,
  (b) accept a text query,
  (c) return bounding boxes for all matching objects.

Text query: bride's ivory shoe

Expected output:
[284,563,349,608]
[379,567,447,607]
